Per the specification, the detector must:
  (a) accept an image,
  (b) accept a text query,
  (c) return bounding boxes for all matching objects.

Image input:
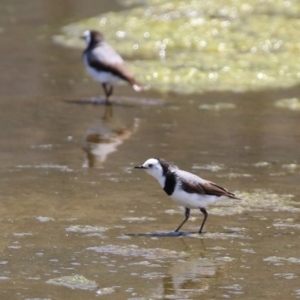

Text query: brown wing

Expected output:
[88,55,138,86]
[205,181,239,199]
[181,179,239,199]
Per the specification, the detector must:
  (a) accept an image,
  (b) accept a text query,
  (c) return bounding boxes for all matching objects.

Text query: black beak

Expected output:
[134,165,146,169]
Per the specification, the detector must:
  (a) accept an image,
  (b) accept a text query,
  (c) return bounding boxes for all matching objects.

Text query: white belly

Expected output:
[170,188,226,208]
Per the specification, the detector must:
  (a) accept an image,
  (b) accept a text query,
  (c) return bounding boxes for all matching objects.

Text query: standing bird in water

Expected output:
[135,158,240,234]
[82,30,144,104]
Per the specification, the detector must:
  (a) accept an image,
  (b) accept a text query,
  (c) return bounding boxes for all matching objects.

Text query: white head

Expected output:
[81,30,105,47]
[135,158,164,179]
[81,30,91,46]
[135,158,177,190]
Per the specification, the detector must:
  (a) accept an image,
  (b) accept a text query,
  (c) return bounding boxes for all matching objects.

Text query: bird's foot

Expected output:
[90,97,108,105]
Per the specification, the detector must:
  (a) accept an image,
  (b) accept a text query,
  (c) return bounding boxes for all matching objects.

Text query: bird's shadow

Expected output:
[63,96,165,107]
[125,231,201,237]
[125,230,237,237]
[63,98,132,107]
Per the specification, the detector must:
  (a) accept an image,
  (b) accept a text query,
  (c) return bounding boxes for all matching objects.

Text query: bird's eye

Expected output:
[148,164,153,168]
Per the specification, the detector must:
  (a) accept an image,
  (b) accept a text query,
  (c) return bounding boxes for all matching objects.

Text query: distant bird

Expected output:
[82,30,144,104]
[135,158,240,234]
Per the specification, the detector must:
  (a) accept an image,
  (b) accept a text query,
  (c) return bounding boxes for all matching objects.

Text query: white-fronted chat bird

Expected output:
[135,158,240,234]
[82,30,144,104]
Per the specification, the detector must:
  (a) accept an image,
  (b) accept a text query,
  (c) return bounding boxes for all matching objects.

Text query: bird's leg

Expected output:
[174,207,190,232]
[199,207,208,233]
[102,83,113,105]
[107,85,113,97]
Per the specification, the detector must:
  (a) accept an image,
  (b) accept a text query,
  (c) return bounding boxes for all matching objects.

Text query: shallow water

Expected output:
[0,0,300,299]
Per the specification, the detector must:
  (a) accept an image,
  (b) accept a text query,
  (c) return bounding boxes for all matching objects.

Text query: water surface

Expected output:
[0,0,299,299]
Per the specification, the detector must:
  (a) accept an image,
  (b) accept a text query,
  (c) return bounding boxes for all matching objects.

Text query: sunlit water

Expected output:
[0,1,300,299]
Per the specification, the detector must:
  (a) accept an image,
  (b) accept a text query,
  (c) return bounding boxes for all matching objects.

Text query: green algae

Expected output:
[122,216,157,222]
[209,189,296,216]
[65,225,108,233]
[192,163,225,172]
[217,172,252,178]
[253,162,271,168]
[282,163,299,171]
[87,244,186,259]
[275,98,300,111]
[199,103,236,110]
[55,0,300,94]
[264,256,300,265]
[163,188,296,217]
[96,287,117,295]
[273,222,300,229]
[46,274,97,290]
[215,256,235,262]
[189,232,251,240]
[36,216,54,222]
[274,273,297,280]
[12,232,33,237]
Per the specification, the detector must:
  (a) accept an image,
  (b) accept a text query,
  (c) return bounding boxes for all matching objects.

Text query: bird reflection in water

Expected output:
[83,105,139,167]
[160,256,225,298]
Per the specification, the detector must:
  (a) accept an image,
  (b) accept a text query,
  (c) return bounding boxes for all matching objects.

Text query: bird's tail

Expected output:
[132,83,149,92]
